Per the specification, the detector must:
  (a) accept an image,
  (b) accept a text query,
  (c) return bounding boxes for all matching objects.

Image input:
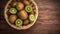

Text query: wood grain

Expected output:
[0,0,60,34]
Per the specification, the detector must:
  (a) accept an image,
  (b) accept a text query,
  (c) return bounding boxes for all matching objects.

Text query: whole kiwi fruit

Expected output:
[17,10,28,20]
[16,2,24,10]
[12,1,17,7]
[9,15,17,23]
[24,19,30,25]
[23,0,30,5]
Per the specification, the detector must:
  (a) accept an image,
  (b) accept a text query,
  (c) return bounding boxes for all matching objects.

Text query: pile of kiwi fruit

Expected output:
[6,0,37,27]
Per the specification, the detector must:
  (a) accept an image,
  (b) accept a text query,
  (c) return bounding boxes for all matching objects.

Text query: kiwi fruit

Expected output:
[24,19,30,25]
[23,0,30,5]
[9,8,17,14]
[9,15,17,23]
[15,19,23,27]
[16,2,24,10]
[29,14,35,21]
[17,10,28,20]
[25,5,32,12]
[12,1,17,7]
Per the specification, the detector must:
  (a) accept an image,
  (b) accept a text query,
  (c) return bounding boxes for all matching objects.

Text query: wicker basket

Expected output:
[4,0,38,30]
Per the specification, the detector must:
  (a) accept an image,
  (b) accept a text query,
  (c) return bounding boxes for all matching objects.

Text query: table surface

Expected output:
[0,0,60,34]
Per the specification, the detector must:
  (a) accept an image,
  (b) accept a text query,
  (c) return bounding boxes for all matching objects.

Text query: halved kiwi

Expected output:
[25,5,32,12]
[15,19,23,27]
[29,14,35,21]
[9,8,17,14]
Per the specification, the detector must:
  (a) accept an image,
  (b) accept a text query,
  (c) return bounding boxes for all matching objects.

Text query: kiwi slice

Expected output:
[29,14,35,21]
[25,6,32,12]
[15,19,23,27]
[9,8,17,14]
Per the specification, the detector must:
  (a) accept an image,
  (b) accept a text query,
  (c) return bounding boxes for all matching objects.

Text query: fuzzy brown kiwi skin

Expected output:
[9,15,17,24]
[23,19,30,25]
[23,0,30,5]
[17,10,28,20]
[16,2,24,10]
[12,1,17,7]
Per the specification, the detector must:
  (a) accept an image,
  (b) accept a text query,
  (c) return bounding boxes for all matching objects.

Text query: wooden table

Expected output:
[0,0,60,34]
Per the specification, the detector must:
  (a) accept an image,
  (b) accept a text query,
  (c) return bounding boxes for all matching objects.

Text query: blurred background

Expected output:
[0,0,60,34]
